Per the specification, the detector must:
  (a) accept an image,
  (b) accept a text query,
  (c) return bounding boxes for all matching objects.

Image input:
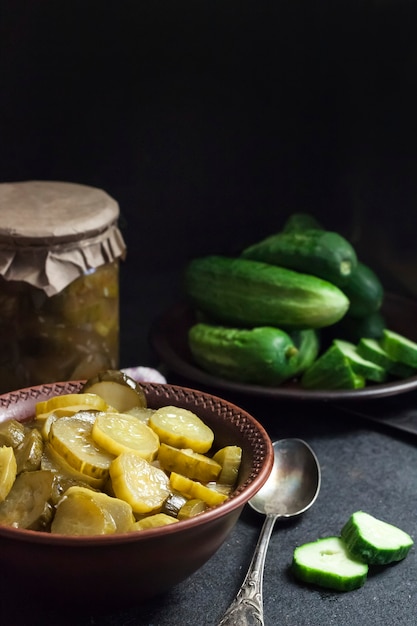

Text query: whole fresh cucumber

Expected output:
[241,228,357,286]
[188,323,319,385]
[341,261,384,317]
[184,255,350,329]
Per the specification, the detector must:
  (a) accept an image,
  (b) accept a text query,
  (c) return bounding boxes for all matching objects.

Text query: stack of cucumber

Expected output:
[184,213,417,389]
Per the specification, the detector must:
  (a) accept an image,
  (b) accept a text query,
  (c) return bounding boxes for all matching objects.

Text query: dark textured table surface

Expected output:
[2,267,417,625]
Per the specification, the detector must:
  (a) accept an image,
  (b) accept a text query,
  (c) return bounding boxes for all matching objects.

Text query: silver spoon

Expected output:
[218,438,321,626]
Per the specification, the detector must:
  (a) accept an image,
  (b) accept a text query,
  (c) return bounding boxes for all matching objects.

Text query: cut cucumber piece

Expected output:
[341,511,414,565]
[381,329,417,369]
[357,338,417,378]
[333,339,387,383]
[292,536,368,591]
[301,345,366,390]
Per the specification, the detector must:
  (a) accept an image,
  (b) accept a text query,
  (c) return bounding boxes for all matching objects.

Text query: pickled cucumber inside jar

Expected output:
[0,180,126,393]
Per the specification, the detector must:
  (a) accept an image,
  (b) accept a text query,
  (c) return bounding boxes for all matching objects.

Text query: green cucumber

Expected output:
[188,323,318,386]
[342,261,384,318]
[334,310,386,343]
[290,328,320,377]
[381,329,417,368]
[341,511,414,565]
[184,256,350,330]
[241,228,357,286]
[332,339,387,383]
[300,344,365,390]
[292,536,368,592]
[282,212,323,233]
[357,337,417,378]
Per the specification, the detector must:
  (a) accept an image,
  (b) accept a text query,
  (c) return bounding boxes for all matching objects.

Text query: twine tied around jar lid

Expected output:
[0,180,127,296]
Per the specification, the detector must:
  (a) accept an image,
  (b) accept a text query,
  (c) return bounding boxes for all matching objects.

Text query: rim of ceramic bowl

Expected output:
[0,380,274,546]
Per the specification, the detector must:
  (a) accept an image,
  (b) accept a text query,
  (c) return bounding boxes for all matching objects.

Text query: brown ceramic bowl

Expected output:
[0,380,273,610]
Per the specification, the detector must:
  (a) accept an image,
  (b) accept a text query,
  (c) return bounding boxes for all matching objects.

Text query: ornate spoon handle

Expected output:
[217,514,278,626]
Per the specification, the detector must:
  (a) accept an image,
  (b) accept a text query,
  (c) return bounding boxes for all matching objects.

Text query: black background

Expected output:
[1,0,417,364]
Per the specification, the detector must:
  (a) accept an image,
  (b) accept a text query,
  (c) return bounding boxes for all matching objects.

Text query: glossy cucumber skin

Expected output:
[332,339,387,383]
[188,323,319,385]
[341,261,384,317]
[357,337,416,378]
[184,256,350,330]
[381,329,417,368]
[301,344,365,390]
[241,228,357,286]
[341,511,414,565]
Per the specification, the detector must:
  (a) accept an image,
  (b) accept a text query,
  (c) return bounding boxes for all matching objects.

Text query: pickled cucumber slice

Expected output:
[82,370,147,412]
[149,406,214,454]
[169,472,228,507]
[292,536,368,591]
[0,446,17,502]
[125,406,155,423]
[41,443,107,490]
[0,470,55,530]
[110,452,171,514]
[14,428,44,474]
[36,406,102,429]
[58,486,135,534]
[92,412,160,461]
[158,443,221,482]
[49,413,115,479]
[162,491,188,517]
[35,393,111,417]
[212,445,242,485]
[178,498,208,520]
[0,420,26,448]
[341,511,414,565]
[51,486,117,536]
[132,513,179,530]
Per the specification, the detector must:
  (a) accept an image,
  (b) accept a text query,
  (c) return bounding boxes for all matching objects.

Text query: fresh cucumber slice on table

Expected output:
[292,536,368,591]
[341,511,414,565]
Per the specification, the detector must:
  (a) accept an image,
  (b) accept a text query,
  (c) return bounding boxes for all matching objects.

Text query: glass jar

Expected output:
[0,181,126,393]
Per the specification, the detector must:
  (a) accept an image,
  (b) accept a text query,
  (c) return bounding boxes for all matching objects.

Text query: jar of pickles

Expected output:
[0,181,127,393]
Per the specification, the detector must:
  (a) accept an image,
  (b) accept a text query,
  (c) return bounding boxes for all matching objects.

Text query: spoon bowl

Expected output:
[218,438,321,626]
[250,438,321,517]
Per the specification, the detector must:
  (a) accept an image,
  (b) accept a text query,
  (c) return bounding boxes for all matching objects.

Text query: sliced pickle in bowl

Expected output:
[0,470,55,530]
[0,419,26,448]
[132,513,179,530]
[0,446,17,502]
[158,443,222,483]
[41,442,108,493]
[48,412,115,480]
[110,452,171,515]
[82,370,147,413]
[92,412,160,461]
[51,486,135,535]
[14,428,44,474]
[35,393,113,418]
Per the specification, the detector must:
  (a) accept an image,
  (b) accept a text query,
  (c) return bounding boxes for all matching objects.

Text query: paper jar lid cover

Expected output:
[0,180,127,296]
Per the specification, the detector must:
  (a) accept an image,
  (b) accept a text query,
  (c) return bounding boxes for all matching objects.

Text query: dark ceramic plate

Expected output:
[149,293,417,402]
